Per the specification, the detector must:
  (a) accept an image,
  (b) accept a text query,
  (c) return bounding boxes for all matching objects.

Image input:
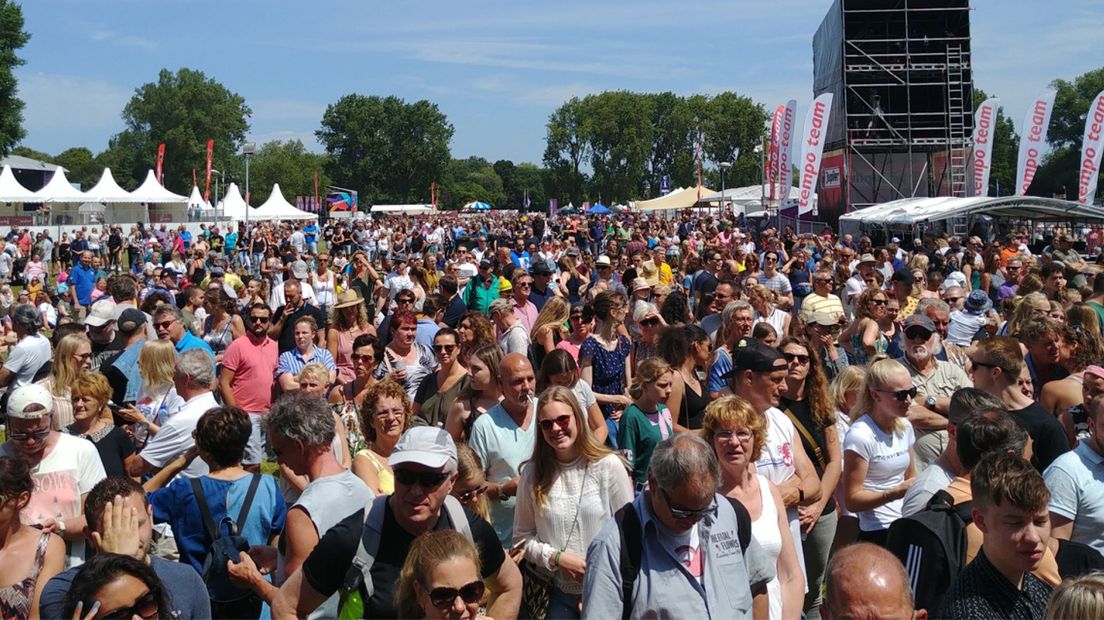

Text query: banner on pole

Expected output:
[797,94,833,216]
[1078,90,1104,205]
[768,105,784,203]
[660,175,671,195]
[204,140,214,202]
[972,98,999,197]
[778,99,798,204]
[550,198,558,217]
[155,143,166,184]
[1015,88,1057,196]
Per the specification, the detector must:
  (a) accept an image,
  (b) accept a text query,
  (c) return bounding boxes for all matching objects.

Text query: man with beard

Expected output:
[896,315,971,471]
[84,299,123,373]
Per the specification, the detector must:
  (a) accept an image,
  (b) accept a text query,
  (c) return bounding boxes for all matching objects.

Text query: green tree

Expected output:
[585,91,655,204]
[701,92,767,188]
[1031,67,1104,199]
[645,92,696,196]
[53,147,99,189]
[973,89,1019,196]
[10,145,49,162]
[543,97,590,204]
[317,94,453,205]
[0,1,29,156]
[439,156,505,210]
[113,68,251,193]
[247,140,330,205]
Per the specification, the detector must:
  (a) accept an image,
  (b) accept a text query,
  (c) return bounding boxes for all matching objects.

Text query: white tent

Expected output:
[370,204,435,215]
[698,184,804,210]
[216,183,253,220]
[187,186,213,211]
[837,195,1104,237]
[254,184,317,221]
[83,168,142,204]
[129,170,188,204]
[0,165,37,202]
[32,169,86,203]
[634,186,715,211]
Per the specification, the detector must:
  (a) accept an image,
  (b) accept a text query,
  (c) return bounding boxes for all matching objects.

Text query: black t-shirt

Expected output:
[75,426,134,478]
[272,303,327,354]
[780,397,836,514]
[1008,401,1070,473]
[301,501,506,619]
[1056,538,1104,580]
[90,339,124,375]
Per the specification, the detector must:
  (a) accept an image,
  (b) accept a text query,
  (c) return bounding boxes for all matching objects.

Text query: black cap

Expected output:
[479,258,493,269]
[118,308,147,334]
[723,340,786,377]
[890,269,915,285]
[530,260,552,275]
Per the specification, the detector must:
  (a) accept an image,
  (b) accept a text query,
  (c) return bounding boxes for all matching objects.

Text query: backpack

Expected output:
[614,496,751,620]
[885,490,974,613]
[190,474,262,603]
[338,495,472,620]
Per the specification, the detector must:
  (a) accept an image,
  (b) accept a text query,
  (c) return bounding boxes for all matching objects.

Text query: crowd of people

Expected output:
[0,210,1101,619]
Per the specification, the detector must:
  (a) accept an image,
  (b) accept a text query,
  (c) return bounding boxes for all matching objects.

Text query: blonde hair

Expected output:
[138,339,177,389]
[702,396,765,462]
[829,365,867,415]
[1006,291,1049,337]
[529,386,622,509]
[531,297,570,345]
[394,530,482,620]
[71,372,112,406]
[629,357,672,400]
[850,357,909,431]
[1046,572,1104,620]
[50,333,91,397]
[297,363,330,386]
[454,443,490,522]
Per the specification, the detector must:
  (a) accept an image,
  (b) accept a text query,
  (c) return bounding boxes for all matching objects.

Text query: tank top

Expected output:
[0,532,51,619]
[313,270,336,307]
[334,329,362,384]
[678,372,710,430]
[749,474,784,620]
[203,314,235,355]
[356,449,395,495]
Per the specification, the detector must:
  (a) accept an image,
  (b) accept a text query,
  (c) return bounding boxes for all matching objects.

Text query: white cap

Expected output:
[84,299,117,327]
[7,383,53,419]
[390,427,458,470]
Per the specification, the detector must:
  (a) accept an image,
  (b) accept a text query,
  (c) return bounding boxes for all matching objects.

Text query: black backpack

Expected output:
[885,490,974,613]
[614,497,751,620]
[190,474,262,603]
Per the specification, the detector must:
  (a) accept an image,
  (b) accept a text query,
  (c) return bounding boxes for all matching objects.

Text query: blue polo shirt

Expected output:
[68,263,96,306]
[176,330,214,358]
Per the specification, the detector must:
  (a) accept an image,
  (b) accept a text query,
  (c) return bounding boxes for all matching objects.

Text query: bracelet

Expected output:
[552,550,562,569]
[798,488,805,503]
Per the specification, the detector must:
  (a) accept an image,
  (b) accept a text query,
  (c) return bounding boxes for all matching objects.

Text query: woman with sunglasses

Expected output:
[778,336,839,617]
[413,329,469,429]
[353,380,412,495]
[38,333,93,430]
[0,456,64,620]
[395,529,490,620]
[842,357,917,547]
[445,345,504,443]
[451,443,490,522]
[530,297,571,370]
[838,288,890,367]
[629,302,664,372]
[64,554,168,620]
[536,349,609,445]
[513,386,633,619]
[704,396,803,620]
[456,312,496,364]
[556,303,593,363]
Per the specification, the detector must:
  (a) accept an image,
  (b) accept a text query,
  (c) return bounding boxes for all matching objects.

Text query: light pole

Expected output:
[719,161,731,215]
[210,168,223,222]
[242,141,255,231]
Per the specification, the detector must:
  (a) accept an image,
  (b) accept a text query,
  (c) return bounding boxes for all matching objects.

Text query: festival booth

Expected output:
[0,165,40,226]
[186,185,215,220]
[698,185,804,215]
[462,201,492,212]
[78,168,147,225]
[586,203,611,215]
[634,186,715,213]
[254,184,318,221]
[838,195,1104,245]
[370,204,435,216]
[32,169,87,225]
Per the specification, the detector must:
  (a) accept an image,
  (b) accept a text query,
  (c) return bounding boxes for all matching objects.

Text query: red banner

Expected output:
[767,105,783,202]
[155,143,166,184]
[204,140,214,202]
[313,171,320,214]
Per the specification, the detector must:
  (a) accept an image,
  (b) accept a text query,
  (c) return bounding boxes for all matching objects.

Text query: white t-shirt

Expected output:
[1,433,107,567]
[571,380,598,413]
[3,333,51,388]
[756,406,807,585]
[139,391,218,480]
[843,414,915,532]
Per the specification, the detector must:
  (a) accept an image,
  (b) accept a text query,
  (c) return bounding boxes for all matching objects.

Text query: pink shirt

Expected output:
[512,299,539,332]
[222,333,279,413]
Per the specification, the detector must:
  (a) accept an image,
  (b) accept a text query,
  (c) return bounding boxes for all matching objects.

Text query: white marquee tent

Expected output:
[254,184,317,221]
[634,186,715,211]
[370,204,435,215]
[129,170,188,204]
[83,168,142,204]
[187,186,213,212]
[32,169,86,203]
[0,165,37,203]
[837,195,1104,237]
[216,183,253,220]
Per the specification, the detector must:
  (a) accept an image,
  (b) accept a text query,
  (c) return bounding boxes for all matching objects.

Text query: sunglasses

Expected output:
[871,299,887,306]
[428,580,486,610]
[970,358,1004,372]
[249,315,270,323]
[394,468,450,489]
[100,590,159,620]
[878,386,919,402]
[944,297,962,304]
[456,485,487,502]
[538,414,572,432]
[434,344,457,354]
[783,353,810,365]
[905,328,933,340]
[153,320,177,330]
[8,427,50,442]
[659,487,717,521]
[640,318,659,327]
[397,298,415,304]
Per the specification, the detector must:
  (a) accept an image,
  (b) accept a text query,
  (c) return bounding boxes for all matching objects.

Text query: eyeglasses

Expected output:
[659,487,717,521]
[714,429,753,442]
[456,485,487,503]
[905,328,933,340]
[249,315,270,323]
[538,414,572,432]
[374,408,405,420]
[783,353,810,365]
[877,386,919,402]
[1007,265,1021,271]
[394,468,450,489]
[100,589,160,620]
[517,282,532,288]
[8,427,50,442]
[428,580,486,610]
[434,344,457,354]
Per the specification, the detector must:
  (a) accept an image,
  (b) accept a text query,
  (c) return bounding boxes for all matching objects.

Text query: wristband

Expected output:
[56,517,67,538]
[798,488,805,503]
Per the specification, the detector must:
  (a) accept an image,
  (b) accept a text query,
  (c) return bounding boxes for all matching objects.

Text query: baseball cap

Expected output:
[390,427,458,470]
[890,237,901,244]
[903,314,936,333]
[804,311,839,327]
[84,299,118,327]
[7,383,53,419]
[290,260,309,280]
[117,308,147,334]
[890,269,915,286]
[723,340,786,377]
[479,258,494,269]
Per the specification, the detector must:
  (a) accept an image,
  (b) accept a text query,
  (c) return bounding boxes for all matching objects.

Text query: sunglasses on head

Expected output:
[879,386,919,401]
[394,468,450,489]
[456,485,487,502]
[538,414,572,432]
[428,580,486,610]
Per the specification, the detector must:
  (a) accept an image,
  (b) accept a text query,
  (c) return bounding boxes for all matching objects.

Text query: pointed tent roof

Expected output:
[216,183,252,219]
[32,169,87,203]
[129,170,188,204]
[634,185,715,211]
[254,184,317,221]
[0,165,38,202]
[83,168,143,204]
[187,185,213,210]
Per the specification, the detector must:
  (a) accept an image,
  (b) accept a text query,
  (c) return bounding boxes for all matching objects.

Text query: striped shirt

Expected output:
[277,346,336,379]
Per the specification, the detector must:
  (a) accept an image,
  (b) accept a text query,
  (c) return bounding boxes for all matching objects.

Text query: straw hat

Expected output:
[333,289,364,309]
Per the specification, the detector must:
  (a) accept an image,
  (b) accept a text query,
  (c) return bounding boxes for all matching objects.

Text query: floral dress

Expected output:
[580,335,632,419]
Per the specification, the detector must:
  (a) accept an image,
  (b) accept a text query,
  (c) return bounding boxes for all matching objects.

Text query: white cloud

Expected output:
[88,29,157,52]
[517,83,603,107]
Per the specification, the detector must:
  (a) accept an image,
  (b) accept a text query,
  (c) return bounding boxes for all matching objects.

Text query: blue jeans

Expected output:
[548,587,581,620]
[605,418,620,450]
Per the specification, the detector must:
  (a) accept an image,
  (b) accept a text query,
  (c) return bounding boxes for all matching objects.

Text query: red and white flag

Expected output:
[972,98,1000,197]
[1015,88,1057,196]
[778,99,798,204]
[204,140,214,202]
[767,105,784,202]
[1078,89,1104,205]
[797,94,833,216]
[155,143,166,184]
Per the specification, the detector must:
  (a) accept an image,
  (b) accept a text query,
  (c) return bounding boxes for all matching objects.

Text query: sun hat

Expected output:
[84,299,117,327]
[964,289,993,315]
[333,289,364,310]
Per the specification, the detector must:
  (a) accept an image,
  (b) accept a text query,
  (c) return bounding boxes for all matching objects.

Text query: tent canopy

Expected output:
[0,165,38,202]
[216,183,253,219]
[33,169,86,203]
[634,186,715,211]
[187,186,213,211]
[838,196,1104,237]
[84,168,142,204]
[587,203,611,214]
[371,204,434,215]
[254,184,317,220]
[463,201,491,211]
[129,171,188,204]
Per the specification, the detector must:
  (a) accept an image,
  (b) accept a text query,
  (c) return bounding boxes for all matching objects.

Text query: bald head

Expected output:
[499,352,536,410]
[824,543,922,620]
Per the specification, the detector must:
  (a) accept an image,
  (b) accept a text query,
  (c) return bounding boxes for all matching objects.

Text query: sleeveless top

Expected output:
[749,474,784,620]
[0,532,51,619]
[356,449,395,495]
[313,270,336,307]
[756,307,788,337]
[334,328,363,384]
[203,314,235,355]
[678,372,710,430]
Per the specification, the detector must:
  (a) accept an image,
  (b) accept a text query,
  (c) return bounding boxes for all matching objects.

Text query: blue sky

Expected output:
[14,0,1104,166]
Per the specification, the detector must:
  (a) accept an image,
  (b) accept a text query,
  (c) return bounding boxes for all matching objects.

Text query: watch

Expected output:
[55,517,66,538]
[925,395,937,410]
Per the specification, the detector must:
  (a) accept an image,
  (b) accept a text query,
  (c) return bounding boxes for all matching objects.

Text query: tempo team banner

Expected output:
[1016,88,1056,196]
[798,93,833,216]
[972,98,999,198]
[1079,89,1104,205]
